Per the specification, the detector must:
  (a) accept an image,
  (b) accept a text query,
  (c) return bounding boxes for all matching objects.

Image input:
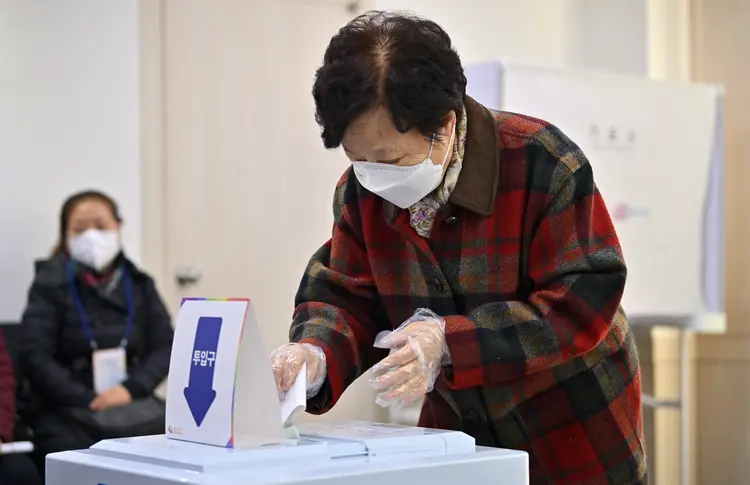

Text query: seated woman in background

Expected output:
[0,331,41,485]
[20,190,174,470]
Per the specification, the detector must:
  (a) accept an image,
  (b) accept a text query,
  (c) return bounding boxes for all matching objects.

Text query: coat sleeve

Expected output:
[20,279,96,407]
[122,278,174,399]
[442,140,627,390]
[0,332,16,441]
[290,172,388,414]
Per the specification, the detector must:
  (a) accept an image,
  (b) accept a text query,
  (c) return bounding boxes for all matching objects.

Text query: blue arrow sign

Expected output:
[184,316,222,427]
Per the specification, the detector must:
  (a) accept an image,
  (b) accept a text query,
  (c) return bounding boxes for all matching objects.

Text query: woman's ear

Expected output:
[442,111,457,134]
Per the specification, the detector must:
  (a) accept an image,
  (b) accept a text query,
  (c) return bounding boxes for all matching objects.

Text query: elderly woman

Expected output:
[271,11,646,485]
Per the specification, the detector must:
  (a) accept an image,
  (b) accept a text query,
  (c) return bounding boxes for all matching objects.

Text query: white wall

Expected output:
[371,0,572,66]
[647,0,692,81]
[566,0,649,75]
[0,1,660,324]
[0,0,141,321]
[373,0,650,76]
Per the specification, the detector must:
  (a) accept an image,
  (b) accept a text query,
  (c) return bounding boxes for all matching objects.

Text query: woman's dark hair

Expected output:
[313,10,467,149]
[52,190,122,255]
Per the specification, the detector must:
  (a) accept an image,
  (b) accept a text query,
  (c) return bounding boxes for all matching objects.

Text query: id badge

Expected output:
[92,347,128,395]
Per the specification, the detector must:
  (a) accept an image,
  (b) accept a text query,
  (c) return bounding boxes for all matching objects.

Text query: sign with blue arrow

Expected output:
[166,298,285,447]
[183,316,222,427]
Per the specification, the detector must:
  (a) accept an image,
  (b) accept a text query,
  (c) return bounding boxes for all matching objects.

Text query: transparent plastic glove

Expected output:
[368,308,449,409]
[270,343,327,400]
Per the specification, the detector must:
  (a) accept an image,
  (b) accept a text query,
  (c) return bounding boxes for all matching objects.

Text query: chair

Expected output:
[0,322,34,443]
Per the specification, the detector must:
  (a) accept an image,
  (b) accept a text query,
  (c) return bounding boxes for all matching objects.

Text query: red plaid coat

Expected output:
[292,96,647,484]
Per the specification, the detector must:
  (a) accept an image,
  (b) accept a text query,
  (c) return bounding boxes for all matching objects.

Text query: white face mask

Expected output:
[352,125,456,209]
[68,229,121,272]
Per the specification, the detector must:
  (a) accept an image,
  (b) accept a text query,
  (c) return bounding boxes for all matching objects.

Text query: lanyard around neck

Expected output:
[66,260,134,350]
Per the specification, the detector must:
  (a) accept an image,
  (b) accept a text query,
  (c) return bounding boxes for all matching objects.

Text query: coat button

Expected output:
[445,216,458,225]
[432,278,446,292]
[465,409,481,421]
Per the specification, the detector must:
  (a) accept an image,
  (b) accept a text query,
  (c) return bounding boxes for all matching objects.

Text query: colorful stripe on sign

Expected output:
[179,297,250,306]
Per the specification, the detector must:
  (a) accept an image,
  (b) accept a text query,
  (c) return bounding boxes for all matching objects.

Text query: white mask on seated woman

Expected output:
[68,228,121,272]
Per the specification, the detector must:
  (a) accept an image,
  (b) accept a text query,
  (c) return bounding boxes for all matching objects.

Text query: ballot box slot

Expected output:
[300,436,367,458]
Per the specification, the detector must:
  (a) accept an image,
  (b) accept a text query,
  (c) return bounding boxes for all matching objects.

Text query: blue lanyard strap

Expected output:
[66,261,135,351]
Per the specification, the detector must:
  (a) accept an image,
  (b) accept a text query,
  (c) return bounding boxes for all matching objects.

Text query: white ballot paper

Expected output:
[280,363,307,439]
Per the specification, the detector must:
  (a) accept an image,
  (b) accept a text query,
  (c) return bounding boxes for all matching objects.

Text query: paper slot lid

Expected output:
[298,422,476,457]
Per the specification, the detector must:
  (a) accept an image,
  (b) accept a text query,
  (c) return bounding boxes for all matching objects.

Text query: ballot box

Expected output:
[45,298,529,484]
[46,421,529,484]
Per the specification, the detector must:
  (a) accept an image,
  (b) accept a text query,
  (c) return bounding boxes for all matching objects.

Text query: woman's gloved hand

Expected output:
[368,308,449,409]
[270,342,327,400]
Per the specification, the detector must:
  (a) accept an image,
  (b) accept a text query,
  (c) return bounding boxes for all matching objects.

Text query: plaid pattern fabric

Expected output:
[291,96,647,484]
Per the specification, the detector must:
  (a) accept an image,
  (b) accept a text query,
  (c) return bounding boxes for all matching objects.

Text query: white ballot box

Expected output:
[45,298,529,484]
[46,422,529,484]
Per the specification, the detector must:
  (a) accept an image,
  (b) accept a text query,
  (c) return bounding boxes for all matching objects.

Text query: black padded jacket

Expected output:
[19,253,173,409]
